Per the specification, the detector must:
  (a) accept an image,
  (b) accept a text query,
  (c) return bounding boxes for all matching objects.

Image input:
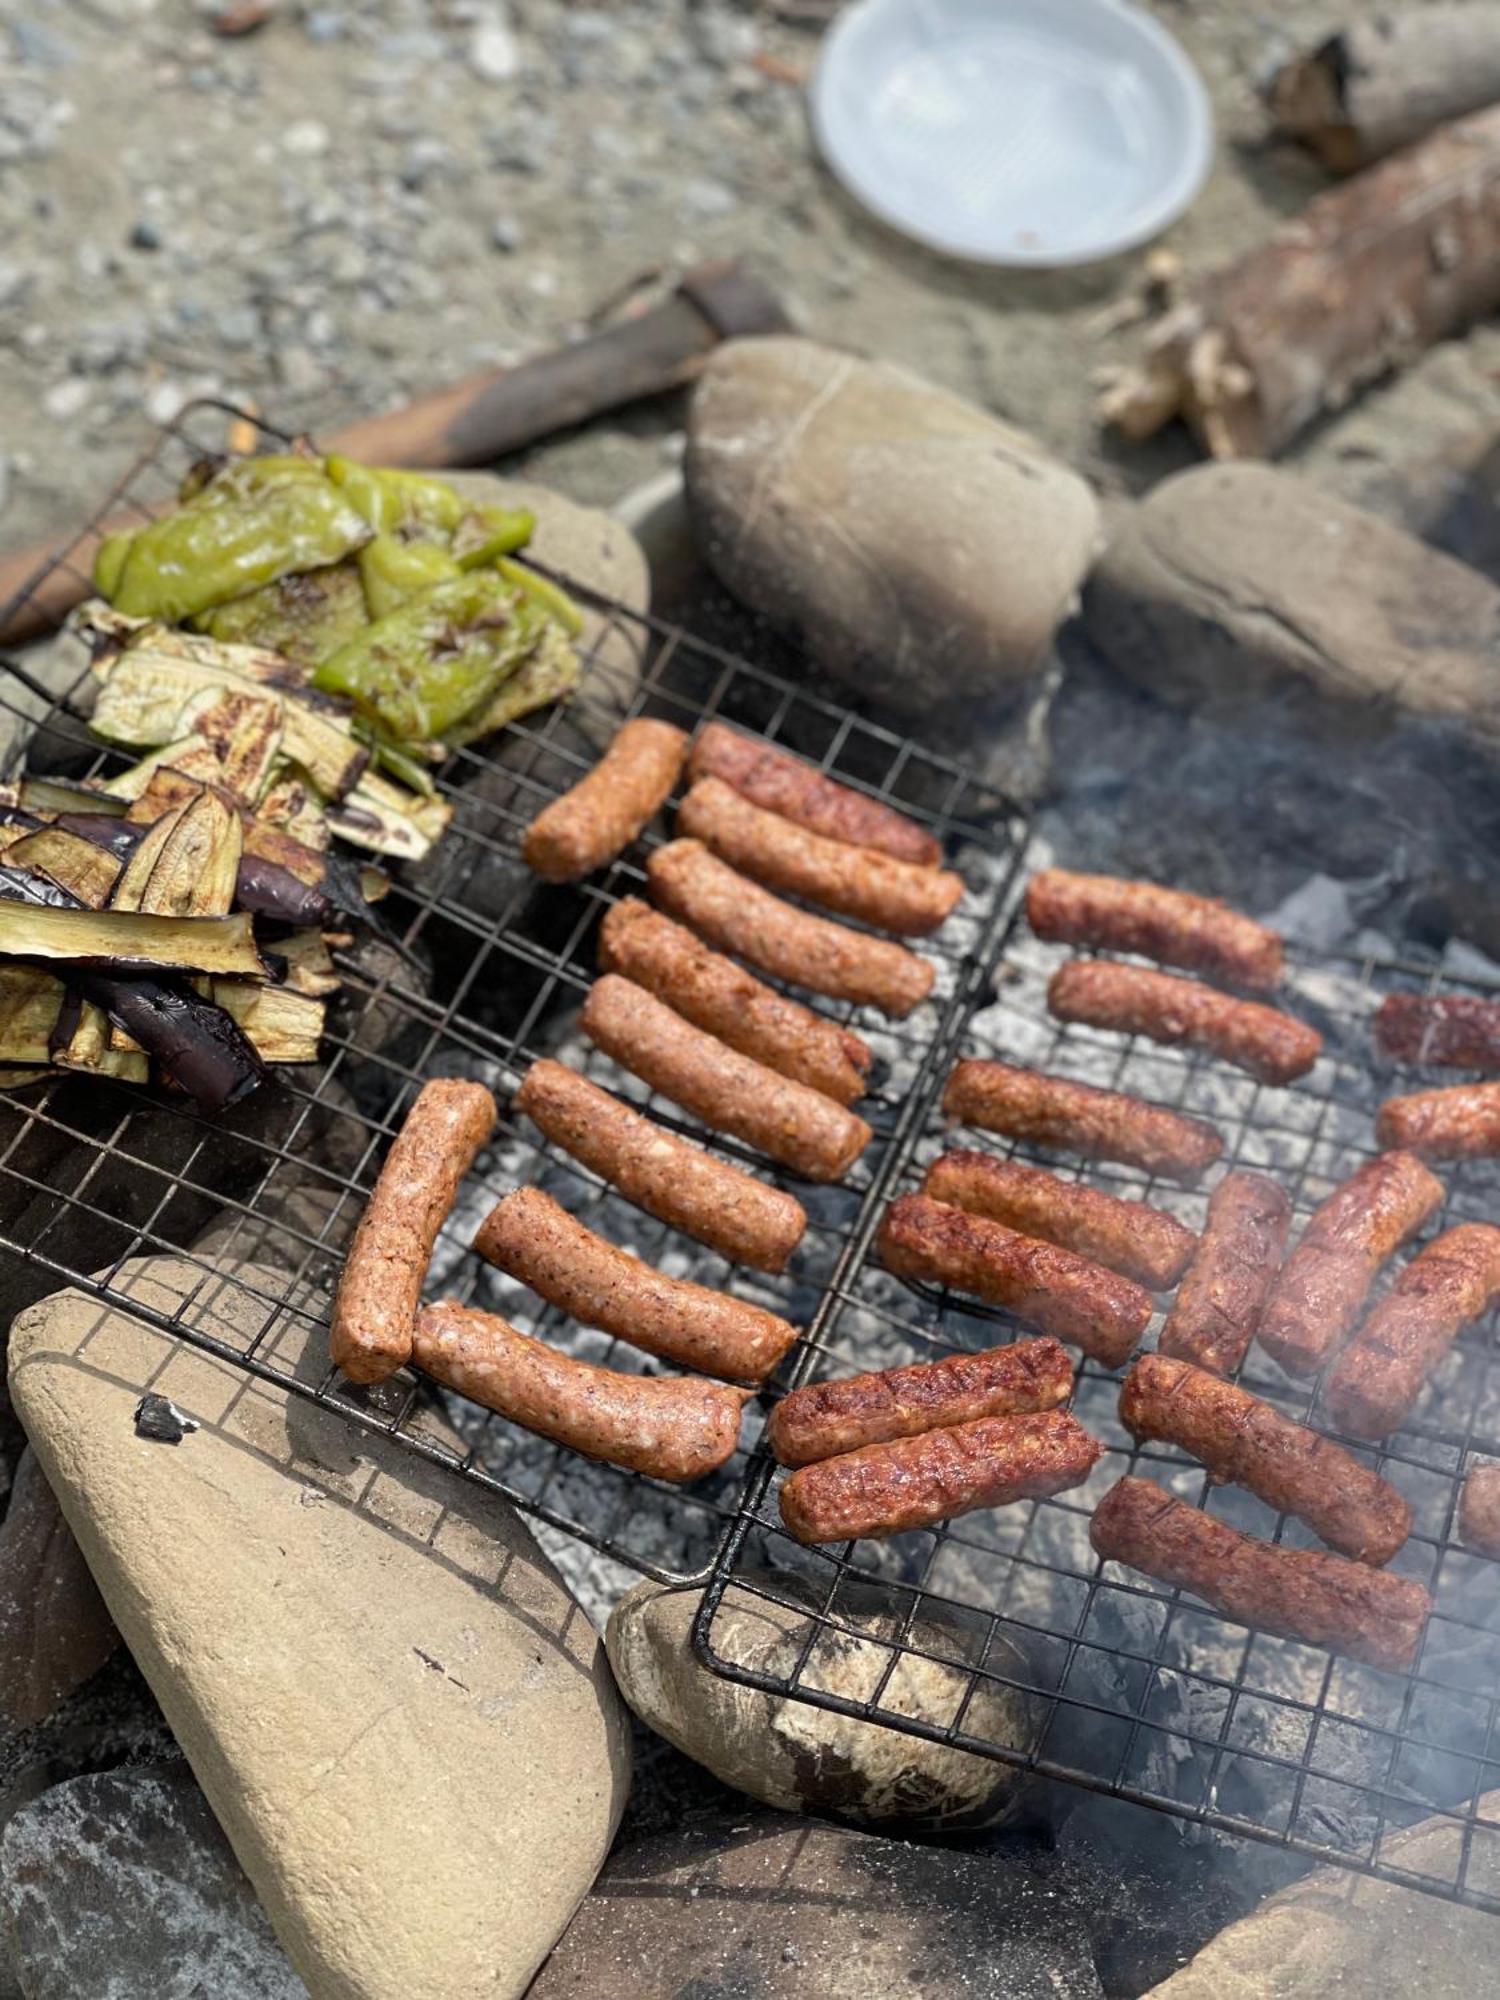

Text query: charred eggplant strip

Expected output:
[0,899,267,979]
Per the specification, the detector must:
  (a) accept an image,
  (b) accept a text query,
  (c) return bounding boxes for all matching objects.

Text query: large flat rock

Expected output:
[7,1256,631,2000]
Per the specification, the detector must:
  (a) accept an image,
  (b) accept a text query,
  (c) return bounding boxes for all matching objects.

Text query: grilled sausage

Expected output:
[677,775,963,938]
[923,1148,1196,1289]
[598,897,871,1107]
[779,1408,1102,1544]
[1089,1476,1432,1672]
[1025,868,1283,992]
[1160,1170,1291,1377]
[689,720,942,867]
[413,1299,751,1482]
[1374,993,1500,1072]
[942,1058,1224,1184]
[878,1193,1152,1366]
[1321,1223,1500,1439]
[1048,960,1322,1088]
[1257,1152,1445,1378]
[513,1059,806,1273]
[581,974,871,1183]
[649,838,935,1019]
[330,1078,496,1385]
[767,1336,1074,1467]
[1459,1464,1500,1557]
[522,718,687,882]
[1120,1353,1411,1565]
[1376,1081,1500,1160]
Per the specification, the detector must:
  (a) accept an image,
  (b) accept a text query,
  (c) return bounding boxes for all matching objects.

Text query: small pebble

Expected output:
[42,377,89,420]
[469,10,520,83]
[281,117,330,157]
[490,215,523,253]
[128,218,162,251]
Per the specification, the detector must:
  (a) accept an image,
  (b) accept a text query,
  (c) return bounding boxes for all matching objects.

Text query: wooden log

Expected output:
[1099,103,1500,459]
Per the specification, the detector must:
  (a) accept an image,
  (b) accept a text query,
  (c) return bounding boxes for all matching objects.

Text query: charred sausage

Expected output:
[1025,868,1284,992]
[648,838,935,1019]
[878,1193,1152,1367]
[413,1299,750,1482]
[678,775,964,938]
[1374,993,1500,1072]
[581,974,871,1182]
[330,1078,496,1385]
[1376,1081,1500,1160]
[1159,1170,1291,1377]
[767,1335,1074,1467]
[513,1059,806,1273]
[688,720,942,867]
[779,1407,1102,1545]
[474,1186,799,1383]
[1047,960,1322,1087]
[522,718,687,882]
[1120,1353,1411,1565]
[923,1148,1197,1289]
[1321,1223,1500,1439]
[942,1058,1224,1184]
[598,897,871,1107]
[1459,1464,1500,1557]
[1257,1152,1445,1378]
[1089,1476,1432,1672]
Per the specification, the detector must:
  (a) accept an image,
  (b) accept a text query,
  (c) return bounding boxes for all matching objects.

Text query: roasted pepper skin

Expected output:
[357,535,464,619]
[324,457,466,537]
[203,557,370,667]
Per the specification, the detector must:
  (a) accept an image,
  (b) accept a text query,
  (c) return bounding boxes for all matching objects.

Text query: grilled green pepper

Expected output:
[451,505,535,567]
[324,457,467,538]
[202,557,370,668]
[357,535,463,620]
[493,556,585,637]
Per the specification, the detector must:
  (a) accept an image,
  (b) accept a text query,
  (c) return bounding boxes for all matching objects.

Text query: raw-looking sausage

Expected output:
[878,1193,1153,1367]
[1374,993,1500,1072]
[688,720,942,867]
[942,1059,1224,1184]
[1376,1081,1500,1160]
[598,897,871,1107]
[1459,1464,1500,1557]
[1047,960,1322,1087]
[1089,1476,1432,1672]
[413,1300,751,1482]
[767,1335,1074,1467]
[678,775,964,938]
[923,1148,1197,1289]
[474,1185,799,1382]
[1321,1223,1500,1439]
[581,974,871,1182]
[1257,1152,1445,1378]
[330,1078,496,1385]
[779,1408,1102,1544]
[522,718,687,882]
[1025,869,1284,992]
[1160,1170,1292,1378]
[513,1059,806,1273]
[1120,1353,1412,1565]
[648,838,935,1019]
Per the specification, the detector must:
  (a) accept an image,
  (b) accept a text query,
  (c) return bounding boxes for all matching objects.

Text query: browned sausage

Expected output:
[581,974,871,1183]
[767,1336,1074,1467]
[677,776,964,938]
[1026,869,1284,992]
[1089,1476,1432,1672]
[689,720,942,867]
[598,897,871,1107]
[1159,1170,1291,1377]
[1257,1152,1445,1378]
[330,1078,496,1385]
[1376,1081,1500,1160]
[878,1193,1152,1367]
[522,718,687,882]
[1119,1353,1411,1565]
[779,1408,1102,1544]
[1047,960,1322,1087]
[1374,993,1500,1072]
[1321,1223,1500,1439]
[474,1185,799,1383]
[648,839,935,1019]
[1459,1464,1500,1557]
[942,1059,1224,1184]
[923,1148,1196,1289]
[513,1059,806,1273]
[413,1299,751,1482]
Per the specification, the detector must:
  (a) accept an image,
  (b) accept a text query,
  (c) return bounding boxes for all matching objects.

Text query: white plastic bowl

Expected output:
[809,0,1214,267]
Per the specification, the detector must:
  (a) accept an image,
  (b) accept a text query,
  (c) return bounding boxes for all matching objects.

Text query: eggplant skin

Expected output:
[83,975,266,1112]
